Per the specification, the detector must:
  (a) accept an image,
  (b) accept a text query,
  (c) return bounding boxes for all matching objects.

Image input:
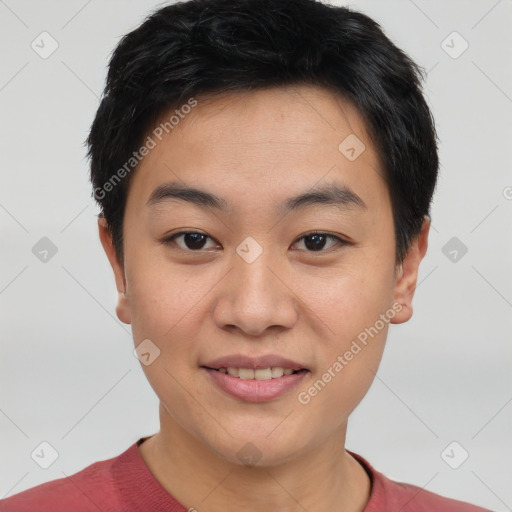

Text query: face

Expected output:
[99,84,428,467]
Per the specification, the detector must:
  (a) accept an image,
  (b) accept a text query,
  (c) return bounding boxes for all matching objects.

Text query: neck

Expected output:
[138,402,371,512]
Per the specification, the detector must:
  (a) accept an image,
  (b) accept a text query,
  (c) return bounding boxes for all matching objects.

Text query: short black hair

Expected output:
[86,0,438,266]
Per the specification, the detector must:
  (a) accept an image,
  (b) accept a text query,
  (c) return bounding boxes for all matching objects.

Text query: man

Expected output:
[0,0,492,510]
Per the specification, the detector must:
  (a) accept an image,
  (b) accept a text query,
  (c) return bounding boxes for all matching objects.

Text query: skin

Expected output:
[99,84,429,512]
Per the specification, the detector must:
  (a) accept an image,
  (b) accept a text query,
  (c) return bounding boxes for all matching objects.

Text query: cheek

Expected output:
[126,263,203,409]
[125,248,208,340]
[293,261,394,340]
[291,262,393,408]
[297,290,390,423]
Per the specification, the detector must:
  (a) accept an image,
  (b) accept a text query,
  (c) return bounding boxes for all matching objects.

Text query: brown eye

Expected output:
[164,232,218,251]
[162,231,349,254]
[293,232,348,252]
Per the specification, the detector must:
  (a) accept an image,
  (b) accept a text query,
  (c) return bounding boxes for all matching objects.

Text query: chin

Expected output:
[198,420,314,468]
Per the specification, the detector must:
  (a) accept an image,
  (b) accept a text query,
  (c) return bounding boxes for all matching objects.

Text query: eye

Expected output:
[162,230,350,253]
[292,231,349,252]
[163,231,219,251]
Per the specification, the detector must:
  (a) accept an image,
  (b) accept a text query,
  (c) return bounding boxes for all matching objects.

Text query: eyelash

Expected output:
[161,230,351,254]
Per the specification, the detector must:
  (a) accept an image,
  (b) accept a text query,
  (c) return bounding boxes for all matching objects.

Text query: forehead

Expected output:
[126,84,387,213]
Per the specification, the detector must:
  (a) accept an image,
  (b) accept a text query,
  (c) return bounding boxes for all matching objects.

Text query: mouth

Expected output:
[200,354,310,402]
[202,366,308,380]
[201,363,309,402]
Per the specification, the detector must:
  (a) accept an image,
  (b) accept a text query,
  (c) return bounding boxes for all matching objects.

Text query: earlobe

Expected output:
[97,216,132,325]
[390,216,430,324]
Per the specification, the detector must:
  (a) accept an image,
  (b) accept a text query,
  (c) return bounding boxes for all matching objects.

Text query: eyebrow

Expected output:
[146,180,366,215]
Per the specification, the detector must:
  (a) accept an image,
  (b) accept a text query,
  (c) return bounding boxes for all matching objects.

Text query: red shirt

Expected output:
[0,437,492,512]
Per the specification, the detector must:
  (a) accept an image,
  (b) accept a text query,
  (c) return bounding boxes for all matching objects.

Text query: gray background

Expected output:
[1,0,511,510]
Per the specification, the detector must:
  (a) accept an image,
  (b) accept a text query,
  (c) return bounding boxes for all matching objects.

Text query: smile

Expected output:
[205,366,305,380]
[201,367,309,402]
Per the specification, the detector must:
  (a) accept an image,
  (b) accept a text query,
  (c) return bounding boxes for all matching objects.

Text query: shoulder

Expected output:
[377,476,493,512]
[348,451,493,512]
[0,449,126,512]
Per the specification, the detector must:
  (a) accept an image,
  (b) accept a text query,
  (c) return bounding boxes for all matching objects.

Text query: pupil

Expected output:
[182,234,328,251]
[305,234,326,251]
[185,233,206,250]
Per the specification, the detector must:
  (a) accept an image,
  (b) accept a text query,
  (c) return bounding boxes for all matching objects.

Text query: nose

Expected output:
[212,242,299,337]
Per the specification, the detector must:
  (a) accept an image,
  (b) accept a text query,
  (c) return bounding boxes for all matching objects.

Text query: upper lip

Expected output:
[201,354,307,371]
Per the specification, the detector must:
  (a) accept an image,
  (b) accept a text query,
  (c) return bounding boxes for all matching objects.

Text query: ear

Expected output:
[97,216,132,325]
[390,216,430,324]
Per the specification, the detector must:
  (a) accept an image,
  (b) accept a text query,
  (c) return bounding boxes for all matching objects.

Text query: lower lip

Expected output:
[202,368,308,403]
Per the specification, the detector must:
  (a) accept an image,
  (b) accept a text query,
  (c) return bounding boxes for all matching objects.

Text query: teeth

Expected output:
[271,367,284,378]
[238,368,254,380]
[227,367,239,377]
[255,368,272,380]
[217,367,299,380]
